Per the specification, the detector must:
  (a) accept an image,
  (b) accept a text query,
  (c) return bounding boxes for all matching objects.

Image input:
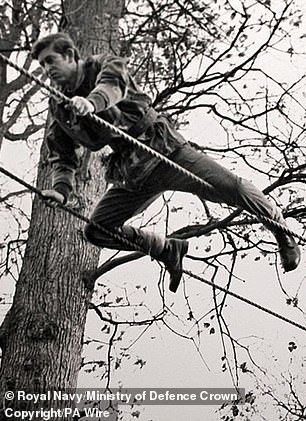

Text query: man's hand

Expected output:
[41,189,65,206]
[68,96,95,116]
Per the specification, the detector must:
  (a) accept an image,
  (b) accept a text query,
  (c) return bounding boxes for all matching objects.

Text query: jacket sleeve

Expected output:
[46,116,79,202]
[86,55,129,113]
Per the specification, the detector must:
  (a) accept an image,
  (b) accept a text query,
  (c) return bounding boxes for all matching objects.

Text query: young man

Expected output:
[31,33,300,292]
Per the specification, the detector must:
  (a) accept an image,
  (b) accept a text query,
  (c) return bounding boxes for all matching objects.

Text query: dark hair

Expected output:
[31,33,80,61]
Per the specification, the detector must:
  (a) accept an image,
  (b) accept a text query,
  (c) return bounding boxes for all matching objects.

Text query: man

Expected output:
[31,33,300,292]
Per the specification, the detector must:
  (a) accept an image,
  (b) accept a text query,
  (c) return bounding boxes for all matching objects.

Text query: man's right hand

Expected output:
[41,189,65,205]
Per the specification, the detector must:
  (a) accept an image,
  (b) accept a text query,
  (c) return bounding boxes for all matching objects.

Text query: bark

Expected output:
[0,0,124,418]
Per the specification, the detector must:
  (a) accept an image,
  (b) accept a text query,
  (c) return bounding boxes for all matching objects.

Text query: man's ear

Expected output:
[66,48,76,62]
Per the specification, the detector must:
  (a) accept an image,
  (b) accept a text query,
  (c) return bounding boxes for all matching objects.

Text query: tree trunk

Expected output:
[0,0,124,418]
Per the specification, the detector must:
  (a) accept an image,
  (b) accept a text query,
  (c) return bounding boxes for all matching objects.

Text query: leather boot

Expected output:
[274,231,301,272]
[159,238,189,293]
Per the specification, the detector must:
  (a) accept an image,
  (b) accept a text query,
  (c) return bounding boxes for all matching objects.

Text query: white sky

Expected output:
[1,1,306,420]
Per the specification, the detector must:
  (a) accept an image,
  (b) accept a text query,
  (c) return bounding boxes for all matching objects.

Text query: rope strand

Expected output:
[0,166,146,254]
[1,53,306,333]
[0,52,304,243]
[183,269,306,332]
[1,165,306,333]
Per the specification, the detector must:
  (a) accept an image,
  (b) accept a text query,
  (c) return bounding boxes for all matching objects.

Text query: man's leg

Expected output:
[84,186,163,252]
[84,186,188,292]
[154,145,300,271]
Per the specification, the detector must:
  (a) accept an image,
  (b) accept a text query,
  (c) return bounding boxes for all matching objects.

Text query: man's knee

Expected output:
[234,177,257,203]
[236,177,261,199]
[234,177,279,218]
[84,220,119,247]
[214,176,254,207]
[84,222,102,245]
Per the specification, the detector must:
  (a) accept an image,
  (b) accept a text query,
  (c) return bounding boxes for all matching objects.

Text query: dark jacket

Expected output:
[47,54,186,198]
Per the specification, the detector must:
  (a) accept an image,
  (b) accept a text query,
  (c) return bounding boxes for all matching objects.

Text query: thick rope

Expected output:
[0,52,304,242]
[1,165,306,333]
[1,53,306,331]
[0,166,147,254]
[183,269,306,332]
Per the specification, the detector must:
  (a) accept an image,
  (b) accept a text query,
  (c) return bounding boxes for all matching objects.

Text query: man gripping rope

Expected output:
[31,33,300,292]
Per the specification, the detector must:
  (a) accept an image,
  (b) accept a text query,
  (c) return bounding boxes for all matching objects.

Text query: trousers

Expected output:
[84,145,285,256]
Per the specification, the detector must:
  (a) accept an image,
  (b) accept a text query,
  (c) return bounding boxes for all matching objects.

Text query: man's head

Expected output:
[31,33,80,87]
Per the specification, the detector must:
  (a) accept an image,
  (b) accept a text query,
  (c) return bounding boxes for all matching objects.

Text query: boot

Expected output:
[159,238,189,293]
[274,231,301,272]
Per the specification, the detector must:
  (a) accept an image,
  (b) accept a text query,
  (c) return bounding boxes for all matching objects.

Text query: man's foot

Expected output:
[275,232,301,272]
[159,239,189,293]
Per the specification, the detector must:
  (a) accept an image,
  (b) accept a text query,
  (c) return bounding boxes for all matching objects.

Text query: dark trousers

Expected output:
[84,146,285,256]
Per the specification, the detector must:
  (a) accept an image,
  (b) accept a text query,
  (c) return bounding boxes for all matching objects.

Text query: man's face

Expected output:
[38,46,77,87]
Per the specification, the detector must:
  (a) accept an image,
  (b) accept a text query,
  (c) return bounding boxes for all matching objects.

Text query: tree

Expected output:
[0,0,124,418]
[0,0,305,419]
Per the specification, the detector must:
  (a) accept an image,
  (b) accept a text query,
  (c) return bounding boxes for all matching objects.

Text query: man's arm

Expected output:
[67,56,129,117]
[85,55,129,113]
[43,116,79,204]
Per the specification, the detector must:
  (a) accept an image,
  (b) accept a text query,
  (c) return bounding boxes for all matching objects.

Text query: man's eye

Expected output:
[45,57,53,65]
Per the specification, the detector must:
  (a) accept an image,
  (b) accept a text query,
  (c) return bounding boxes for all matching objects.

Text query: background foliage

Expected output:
[0,0,305,419]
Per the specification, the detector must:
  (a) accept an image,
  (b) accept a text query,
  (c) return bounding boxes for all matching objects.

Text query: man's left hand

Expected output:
[69,96,95,116]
